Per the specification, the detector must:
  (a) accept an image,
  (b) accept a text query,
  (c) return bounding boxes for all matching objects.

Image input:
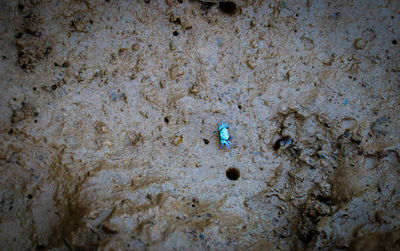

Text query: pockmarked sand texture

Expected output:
[0,0,399,250]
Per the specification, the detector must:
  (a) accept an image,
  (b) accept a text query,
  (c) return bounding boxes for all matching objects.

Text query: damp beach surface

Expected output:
[0,0,399,250]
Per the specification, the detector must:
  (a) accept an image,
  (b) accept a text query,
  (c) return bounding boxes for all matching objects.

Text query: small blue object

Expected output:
[199,234,205,240]
[344,99,348,106]
[378,116,387,122]
[111,92,118,101]
[281,137,292,148]
[219,122,233,149]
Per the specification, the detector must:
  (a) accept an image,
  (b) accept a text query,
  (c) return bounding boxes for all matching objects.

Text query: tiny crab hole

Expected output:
[273,136,292,151]
[273,138,282,150]
[226,168,240,180]
[173,31,179,36]
[164,117,169,124]
[218,2,237,15]
[203,139,209,145]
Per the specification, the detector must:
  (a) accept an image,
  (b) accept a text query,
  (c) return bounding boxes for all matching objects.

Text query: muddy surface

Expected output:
[0,0,399,250]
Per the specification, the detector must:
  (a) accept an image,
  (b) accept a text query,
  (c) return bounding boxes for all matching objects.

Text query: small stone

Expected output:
[189,84,201,94]
[169,42,176,51]
[354,38,366,50]
[170,66,184,80]
[140,111,149,118]
[94,121,109,134]
[319,159,329,168]
[172,135,184,146]
[247,59,257,69]
[118,48,127,56]
[159,81,166,89]
[250,40,258,48]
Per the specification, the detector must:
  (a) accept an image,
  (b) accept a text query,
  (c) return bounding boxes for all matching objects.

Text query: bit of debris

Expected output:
[11,103,38,123]
[94,121,109,134]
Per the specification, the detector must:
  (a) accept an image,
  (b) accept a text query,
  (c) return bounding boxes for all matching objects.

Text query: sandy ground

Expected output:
[0,0,400,250]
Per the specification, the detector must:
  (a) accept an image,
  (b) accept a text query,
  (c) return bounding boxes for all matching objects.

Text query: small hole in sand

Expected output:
[219,2,237,15]
[226,167,240,180]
